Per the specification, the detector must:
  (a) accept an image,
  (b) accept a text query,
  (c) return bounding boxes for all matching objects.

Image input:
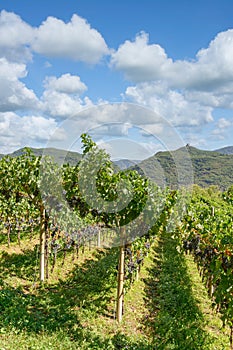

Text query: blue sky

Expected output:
[0,0,233,159]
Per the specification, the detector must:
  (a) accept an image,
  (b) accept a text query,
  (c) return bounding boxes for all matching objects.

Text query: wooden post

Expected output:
[40,206,45,282]
[45,214,49,280]
[97,229,101,248]
[116,226,125,323]
[208,274,214,298]
[230,325,233,350]
[7,224,11,248]
[212,206,215,216]
[136,266,139,282]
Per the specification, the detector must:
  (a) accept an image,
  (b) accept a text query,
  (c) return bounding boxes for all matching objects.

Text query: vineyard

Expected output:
[0,134,232,349]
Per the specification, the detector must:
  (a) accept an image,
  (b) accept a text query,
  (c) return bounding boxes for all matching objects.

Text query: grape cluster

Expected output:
[220,252,233,272]
[183,235,200,254]
[124,236,151,285]
[49,222,102,255]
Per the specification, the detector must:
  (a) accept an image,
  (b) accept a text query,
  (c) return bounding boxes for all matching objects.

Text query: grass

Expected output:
[185,254,230,348]
[0,233,230,349]
[142,232,229,349]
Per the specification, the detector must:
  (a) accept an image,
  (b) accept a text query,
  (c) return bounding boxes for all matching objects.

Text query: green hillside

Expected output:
[215,146,233,155]
[1,147,82,166]
[137,145,233,190]
[1,145,233,189]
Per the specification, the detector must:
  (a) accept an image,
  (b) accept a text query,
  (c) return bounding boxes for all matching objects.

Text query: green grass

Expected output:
[142,233,229,349]
[0,233,230,349]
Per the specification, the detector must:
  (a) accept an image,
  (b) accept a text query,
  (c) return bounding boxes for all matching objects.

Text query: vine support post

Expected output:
[97,229,101,248]
[212,206,215,216]
[208,274,214,298]
[136,266,139,282]
[7,224,11,248]
[230,324,233,350]
[39,206,46,282]
[116,226,125,323]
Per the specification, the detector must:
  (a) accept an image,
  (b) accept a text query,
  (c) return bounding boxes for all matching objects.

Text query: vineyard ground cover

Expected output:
[0,237,151,349]
[0,232,229,349]
[143,232,229,349]
[185,253,230,347]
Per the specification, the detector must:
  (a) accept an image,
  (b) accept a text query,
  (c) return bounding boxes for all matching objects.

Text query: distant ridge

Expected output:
[0,147,82,166]
[135,145,233,190]
[1,145,233,190]
[114,159,140,170]
[215,146,233,155]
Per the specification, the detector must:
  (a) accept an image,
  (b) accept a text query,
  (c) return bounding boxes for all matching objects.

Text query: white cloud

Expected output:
[125,82,213,127]
[96,137,157,160]
[20,115,65,141]
[42,90,86,118]
[41,73,92,118]
[111,29,233,91]
[111,32,172,81]
[0,10,34,62]
[0,112,64,153]
[78,102,162,126]
[0,10,233,153]
[90,122,131,138]
[0,58,40,112]
[0,11,109,64]
[211,117,233,140]
[44,73,87,94]
[216,117,232,129]
[33,14,109,63]
[195,30,233,86]
[110,29,233,146]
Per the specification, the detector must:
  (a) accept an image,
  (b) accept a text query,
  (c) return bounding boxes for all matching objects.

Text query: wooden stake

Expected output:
[39,206,45,282]
[230,325,233,350]
[7,224,10,248]
[97,229,101,248]
[208,274,214,298]
[212,206,215,216]
[116,226,125,323]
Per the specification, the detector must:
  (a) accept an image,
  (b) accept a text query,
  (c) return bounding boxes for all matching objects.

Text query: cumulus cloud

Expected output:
[1,9,233,153]
[211,117,233,140]
[0,10,110,64]
[96,138,158,160]
[42,74,92,118]
[111,29,233,91]
[111,32,172,81]
[42,90,89,118]
[44,73,87,94]
[0,10,34,62]
[110,29,233,132]
[0,112,65,153]
[216,117,233,129]
[125,82,213,127]
[32,14,109,63]
[0,58,40,112]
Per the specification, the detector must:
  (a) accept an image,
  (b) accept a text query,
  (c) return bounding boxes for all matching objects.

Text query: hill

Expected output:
[136,145,233,190]
[114,159,140,170]
[1,145,233,189]
[215,146,233,155]
[0,147,82,166]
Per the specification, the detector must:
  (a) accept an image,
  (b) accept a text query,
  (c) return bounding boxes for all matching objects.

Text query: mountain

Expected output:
[135,145,233,190]
[114,159,140,170]
[1,147,82,166]
[1,145,233,190]
[215,146,233,155]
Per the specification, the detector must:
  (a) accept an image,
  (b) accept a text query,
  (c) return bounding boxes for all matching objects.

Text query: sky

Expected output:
[0,0,233,159]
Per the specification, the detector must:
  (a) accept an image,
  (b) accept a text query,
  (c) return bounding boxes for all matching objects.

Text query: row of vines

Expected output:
[0,135,233,337]
[0,134,169,322]
[175,185,233,347]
